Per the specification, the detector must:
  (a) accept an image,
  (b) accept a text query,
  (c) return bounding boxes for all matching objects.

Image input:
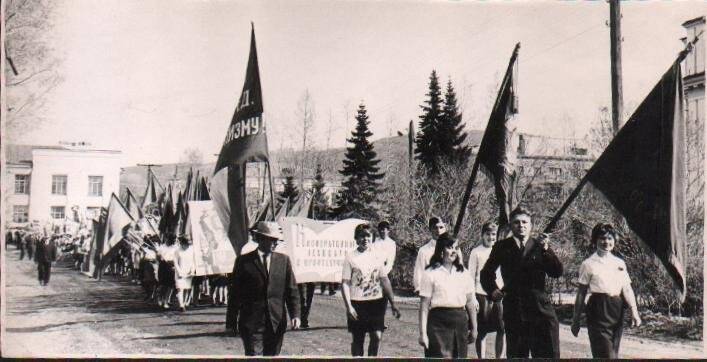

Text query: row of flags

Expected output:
[86,165,212,278]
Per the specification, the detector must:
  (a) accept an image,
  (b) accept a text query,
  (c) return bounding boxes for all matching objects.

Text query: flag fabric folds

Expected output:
[97,194,135,274]
[141,169,163,211]
[212,24,270,254]
[545,59,687,298]
[475,43,520,227]
[125,188,144,220]
[453,43,520,236]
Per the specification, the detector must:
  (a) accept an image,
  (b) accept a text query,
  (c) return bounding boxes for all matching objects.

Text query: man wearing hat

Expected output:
[229,221,301,356]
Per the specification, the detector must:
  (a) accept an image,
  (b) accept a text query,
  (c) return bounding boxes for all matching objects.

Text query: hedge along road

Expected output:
[1,248,702,358]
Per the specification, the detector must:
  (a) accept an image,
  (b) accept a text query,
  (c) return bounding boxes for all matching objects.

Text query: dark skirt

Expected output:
[477,293,504,334]
[587,293,625,359]
[158,261,175,288]
[426,307,468,358]
[347,298,387,333]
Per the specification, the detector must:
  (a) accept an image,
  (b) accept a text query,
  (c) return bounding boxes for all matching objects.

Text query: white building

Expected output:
[4,143,122,228]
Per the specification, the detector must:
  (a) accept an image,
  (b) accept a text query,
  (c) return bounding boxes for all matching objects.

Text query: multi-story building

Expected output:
[681,16,705,212]
[4,143,122,229]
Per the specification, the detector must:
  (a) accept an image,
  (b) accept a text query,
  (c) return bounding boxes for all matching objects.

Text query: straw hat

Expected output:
[250,221,283,241]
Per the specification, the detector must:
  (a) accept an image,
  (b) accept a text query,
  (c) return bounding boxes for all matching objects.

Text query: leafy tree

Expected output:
[335,103,385,219]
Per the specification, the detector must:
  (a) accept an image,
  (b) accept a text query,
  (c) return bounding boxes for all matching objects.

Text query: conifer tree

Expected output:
[311,164,329,219]
[416,72,471,174]
[440,79,471,165]
[277,168,299,213]
[335,103,385,219]
[415,70,444,174]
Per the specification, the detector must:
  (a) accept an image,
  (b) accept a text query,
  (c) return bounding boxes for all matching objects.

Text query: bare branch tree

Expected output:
[4,0,63,136]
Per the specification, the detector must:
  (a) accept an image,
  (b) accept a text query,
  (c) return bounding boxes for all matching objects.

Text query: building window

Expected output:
[549,167,563,178]
[52,175,68,195]
[86,207,101,220]
[14,175,29,194]
[88,176,103,196]
[51,206,65,219]
[12,205,29,223]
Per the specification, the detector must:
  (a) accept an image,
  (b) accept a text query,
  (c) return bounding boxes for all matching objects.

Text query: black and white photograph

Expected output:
[1,0,705,358]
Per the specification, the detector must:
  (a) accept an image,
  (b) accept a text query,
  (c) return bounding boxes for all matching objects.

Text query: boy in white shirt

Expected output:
[468,222,505,358]
[413,217,447,293]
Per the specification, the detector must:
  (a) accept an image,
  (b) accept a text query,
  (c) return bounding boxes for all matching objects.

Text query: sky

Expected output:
[8,0,706,167]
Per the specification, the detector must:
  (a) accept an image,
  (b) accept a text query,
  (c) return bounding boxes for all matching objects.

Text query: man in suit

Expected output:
[229,221,301,356]
[35,235,58,286]
[480,207,563,358]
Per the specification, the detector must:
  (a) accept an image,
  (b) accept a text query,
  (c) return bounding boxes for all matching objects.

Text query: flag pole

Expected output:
[542,174,591,234]
[453,158,481,237]
[266,161,276,219]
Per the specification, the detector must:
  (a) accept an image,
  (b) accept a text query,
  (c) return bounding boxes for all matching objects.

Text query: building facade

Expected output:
[4,143,122,228]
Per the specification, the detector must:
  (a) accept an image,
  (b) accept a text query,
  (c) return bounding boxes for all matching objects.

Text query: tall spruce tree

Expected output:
[335,103,385,219]
[277,168,299,213]
[311,164,329,219]
[415,70,444,174]
[440,79,471,164]
[415,72,471,174]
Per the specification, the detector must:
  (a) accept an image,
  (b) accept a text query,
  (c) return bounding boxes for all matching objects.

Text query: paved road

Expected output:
[1,248,703,358]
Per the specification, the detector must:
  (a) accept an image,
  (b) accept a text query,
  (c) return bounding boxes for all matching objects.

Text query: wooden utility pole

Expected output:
[609,0,624,134]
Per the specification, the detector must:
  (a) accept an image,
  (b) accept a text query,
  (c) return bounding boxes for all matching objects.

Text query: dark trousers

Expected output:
[587,294,624,358]
[27,246,33,260]
[38,261,52,284]
[240,314,285,356]
[19,246,25,260]
[298,283,315,325]
[503,295,560,358]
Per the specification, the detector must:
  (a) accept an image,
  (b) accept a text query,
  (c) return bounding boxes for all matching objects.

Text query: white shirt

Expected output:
[342,248,386,301]
[175,245,196,278]
[374,237,397,275]
[578,252,632,296]
[419,265,474,308]
[257,250,271,273]
[468,244,503,296]
[413,239,436,292]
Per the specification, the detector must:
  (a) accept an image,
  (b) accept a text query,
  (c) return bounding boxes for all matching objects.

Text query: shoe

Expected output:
[301,321,310,329]
[180,307,187,312]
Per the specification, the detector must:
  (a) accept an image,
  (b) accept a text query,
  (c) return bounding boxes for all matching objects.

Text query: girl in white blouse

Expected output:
[571,223,641,358]
[342,223,400,357]
[418,232,477,358]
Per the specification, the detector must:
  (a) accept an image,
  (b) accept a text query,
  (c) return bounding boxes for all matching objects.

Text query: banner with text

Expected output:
[282,217,365,283]
[187,201,237,276]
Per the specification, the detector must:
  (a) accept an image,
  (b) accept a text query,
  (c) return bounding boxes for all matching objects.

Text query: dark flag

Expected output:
[544,59,687,298]
[141,169,163,212]
[197,176,210,201]
[212,24,270,254]
[125,188,144,220]
[159,186,176,236]
[454,43,520,236]
[87,207,108,277]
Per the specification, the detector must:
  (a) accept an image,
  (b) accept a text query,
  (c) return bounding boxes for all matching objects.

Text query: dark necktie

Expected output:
[262,254,269,277]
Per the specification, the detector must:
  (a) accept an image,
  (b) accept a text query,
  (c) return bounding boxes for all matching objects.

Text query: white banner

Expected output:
[188,201,237,276]
[281,217,365,283]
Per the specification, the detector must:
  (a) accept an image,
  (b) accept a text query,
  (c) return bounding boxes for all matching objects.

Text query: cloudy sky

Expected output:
[9,0,705,166]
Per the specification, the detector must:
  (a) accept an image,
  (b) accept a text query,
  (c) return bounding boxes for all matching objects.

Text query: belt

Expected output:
[590,292,622,298]
[430,306,465,311]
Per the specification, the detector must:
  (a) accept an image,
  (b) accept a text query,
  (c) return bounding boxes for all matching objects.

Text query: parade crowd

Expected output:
[223,206,642,358]
[5,205,642,359]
